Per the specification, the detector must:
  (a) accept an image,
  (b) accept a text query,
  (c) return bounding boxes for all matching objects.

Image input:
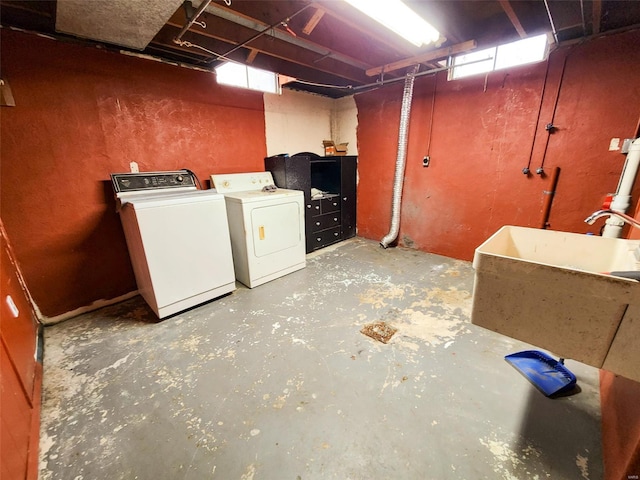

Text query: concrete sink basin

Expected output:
[471,225,640,369]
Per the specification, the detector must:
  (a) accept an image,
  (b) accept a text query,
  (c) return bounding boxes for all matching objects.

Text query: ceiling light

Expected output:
[344,0,440,47]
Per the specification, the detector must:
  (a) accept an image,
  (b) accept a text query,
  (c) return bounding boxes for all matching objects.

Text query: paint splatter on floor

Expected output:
[38,238,604,480]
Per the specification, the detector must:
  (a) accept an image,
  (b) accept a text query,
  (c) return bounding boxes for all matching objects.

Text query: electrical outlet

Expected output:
[130,161,139,173]
[423,156,430,167]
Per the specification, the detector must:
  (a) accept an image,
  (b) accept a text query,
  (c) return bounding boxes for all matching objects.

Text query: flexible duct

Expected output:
[380,65,419,248]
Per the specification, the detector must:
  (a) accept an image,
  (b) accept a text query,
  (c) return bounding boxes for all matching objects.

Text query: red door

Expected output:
[1,220,41,480]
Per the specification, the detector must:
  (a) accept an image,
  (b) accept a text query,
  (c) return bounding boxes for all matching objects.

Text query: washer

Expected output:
[111,170,235,318]
[211,171,305,288]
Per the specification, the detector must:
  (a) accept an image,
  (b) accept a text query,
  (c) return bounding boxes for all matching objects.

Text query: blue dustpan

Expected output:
[505,350,577,397]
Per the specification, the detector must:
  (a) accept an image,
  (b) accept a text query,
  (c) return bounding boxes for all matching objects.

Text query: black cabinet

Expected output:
[265,153,357,253]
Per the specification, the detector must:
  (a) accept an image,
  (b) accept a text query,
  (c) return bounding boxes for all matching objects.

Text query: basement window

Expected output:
[215,62,279,94]
[449,34,549,80]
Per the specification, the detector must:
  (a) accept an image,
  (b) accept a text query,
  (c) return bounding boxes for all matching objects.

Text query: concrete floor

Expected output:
[39,237,603,480]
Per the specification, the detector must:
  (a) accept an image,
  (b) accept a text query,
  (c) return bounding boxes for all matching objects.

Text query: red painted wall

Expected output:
[600,371,640,479]
[356,30,640,480]
[355,30,640,259]
[600,196,640,480]
[0,29,267,318]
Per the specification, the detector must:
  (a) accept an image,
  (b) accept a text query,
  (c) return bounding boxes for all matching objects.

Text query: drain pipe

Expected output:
[380,65,419,248]
[603,137,640,237]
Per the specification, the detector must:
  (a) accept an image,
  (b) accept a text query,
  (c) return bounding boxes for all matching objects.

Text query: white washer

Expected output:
[112,170,235,318]
[211,171,306,288]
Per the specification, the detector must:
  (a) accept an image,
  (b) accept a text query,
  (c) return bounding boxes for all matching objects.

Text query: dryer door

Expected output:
[251,201,302,257]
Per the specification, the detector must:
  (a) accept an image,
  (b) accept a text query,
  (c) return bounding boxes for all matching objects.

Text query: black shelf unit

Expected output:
[265,153,357,253]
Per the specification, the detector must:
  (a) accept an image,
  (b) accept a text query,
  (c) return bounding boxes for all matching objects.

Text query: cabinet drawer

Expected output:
[312,227,342,247]
[321,197,340,213]
[312,213,341,232]
[309,199,322,214]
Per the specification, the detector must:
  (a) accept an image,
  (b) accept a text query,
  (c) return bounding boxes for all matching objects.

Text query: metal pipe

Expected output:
[602,137,640,237]
[543,0,559,44]
[209,4,312,63]
[380,65,419,249]
[536,52,569,175]
[540,166,561,228]
[174,0,213,44]
[579,0,587,37]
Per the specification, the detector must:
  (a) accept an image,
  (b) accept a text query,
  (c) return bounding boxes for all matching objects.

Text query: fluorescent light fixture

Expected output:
[450,34,549,80]
[344,0,440,47]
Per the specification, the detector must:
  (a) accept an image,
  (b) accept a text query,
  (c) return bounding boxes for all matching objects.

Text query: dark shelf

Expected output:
[265,154,357,253]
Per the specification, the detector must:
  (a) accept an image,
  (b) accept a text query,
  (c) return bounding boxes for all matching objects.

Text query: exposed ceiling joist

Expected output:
[498,0,527,38]
[159,21,369,83]
[246,48,259,64]
[202,3,374,73]
[302,7,325,35]
[2,0,639,98]
[592,0,602,34]
[366,40,477,77]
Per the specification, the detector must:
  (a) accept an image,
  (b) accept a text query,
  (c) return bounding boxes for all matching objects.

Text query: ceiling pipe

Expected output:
[211,4,312,63]
[543,0,559,44]
[174,0,213,44]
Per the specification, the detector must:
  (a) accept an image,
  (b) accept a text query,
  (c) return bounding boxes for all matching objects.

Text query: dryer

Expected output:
[112,170,236,318]
[211,172,305,288]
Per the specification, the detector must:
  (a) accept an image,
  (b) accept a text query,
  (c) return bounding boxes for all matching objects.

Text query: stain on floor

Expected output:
[39,237,604,480]
[360,321,398,344]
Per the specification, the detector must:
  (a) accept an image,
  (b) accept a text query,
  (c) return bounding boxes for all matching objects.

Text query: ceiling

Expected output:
[2,0,640,97]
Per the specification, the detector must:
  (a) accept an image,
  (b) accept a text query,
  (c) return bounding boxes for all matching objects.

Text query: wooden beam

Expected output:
[246,48,258,64]
[498,0,527,38]
[161,19,370,83]
[302,7,325,35]
[592,0,602,34]
[366,40,477,77]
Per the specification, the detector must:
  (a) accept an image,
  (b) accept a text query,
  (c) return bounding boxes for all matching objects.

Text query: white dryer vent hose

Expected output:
[380,65,419,249]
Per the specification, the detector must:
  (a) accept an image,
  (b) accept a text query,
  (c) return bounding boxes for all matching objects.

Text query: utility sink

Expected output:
[471,226,640,370]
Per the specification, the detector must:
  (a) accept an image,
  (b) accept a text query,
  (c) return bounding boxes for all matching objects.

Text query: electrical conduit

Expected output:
[380,65,419,248]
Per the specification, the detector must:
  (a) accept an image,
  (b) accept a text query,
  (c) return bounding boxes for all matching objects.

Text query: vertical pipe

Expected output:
[603,138,640,238]
[380,65,419,248]
[540,167,561,228]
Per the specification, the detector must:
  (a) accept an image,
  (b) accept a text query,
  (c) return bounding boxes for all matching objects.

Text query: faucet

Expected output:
[584,209,640,230]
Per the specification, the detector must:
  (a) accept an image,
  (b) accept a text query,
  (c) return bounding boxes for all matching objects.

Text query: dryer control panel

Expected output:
[211,172,275,193]
[111,170,197,193]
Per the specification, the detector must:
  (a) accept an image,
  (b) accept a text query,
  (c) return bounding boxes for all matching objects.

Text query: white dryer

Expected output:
[112,170,235,318]
[211,172,305,288]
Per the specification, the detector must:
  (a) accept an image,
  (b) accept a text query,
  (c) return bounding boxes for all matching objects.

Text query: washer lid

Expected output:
[120,189,225,209]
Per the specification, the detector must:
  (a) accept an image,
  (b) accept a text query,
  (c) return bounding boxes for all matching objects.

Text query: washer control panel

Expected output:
[211,172,275,193]
[111,170,197,193]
